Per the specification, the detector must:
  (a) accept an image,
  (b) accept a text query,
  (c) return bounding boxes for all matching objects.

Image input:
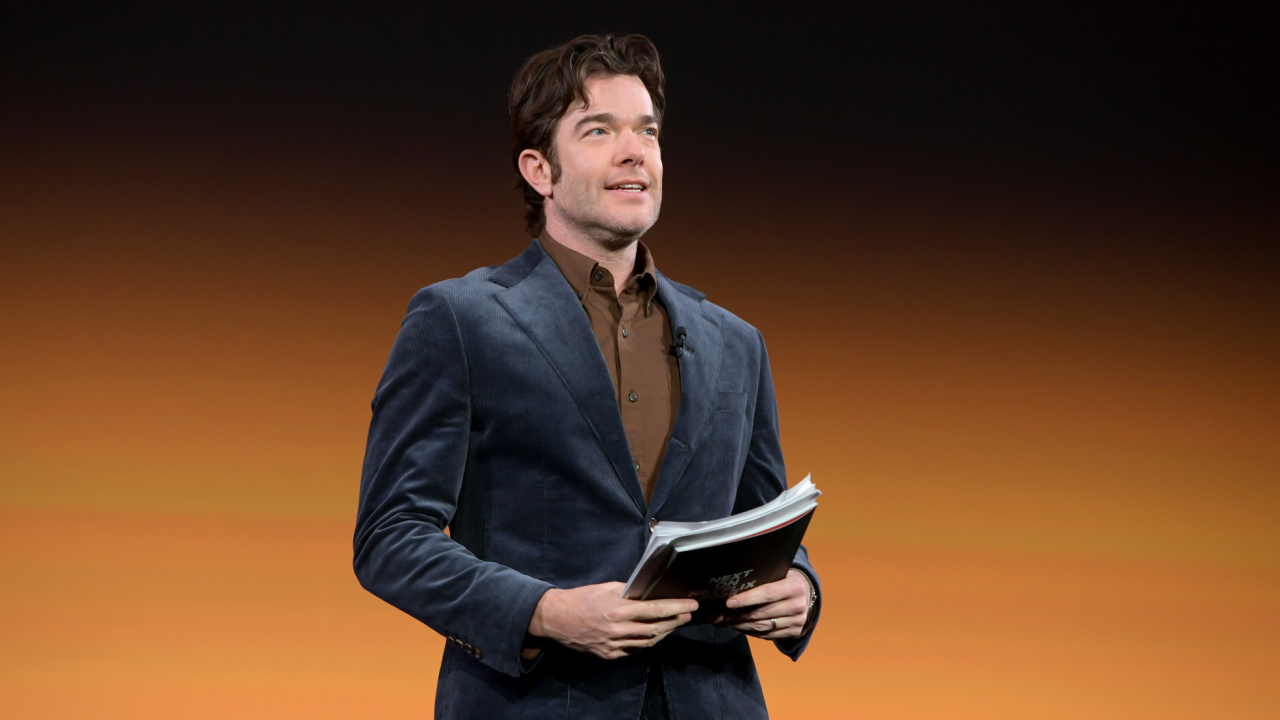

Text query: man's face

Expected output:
[545,73,662,246]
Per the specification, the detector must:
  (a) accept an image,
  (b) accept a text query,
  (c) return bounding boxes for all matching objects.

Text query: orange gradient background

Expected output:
[2,5,1278,718]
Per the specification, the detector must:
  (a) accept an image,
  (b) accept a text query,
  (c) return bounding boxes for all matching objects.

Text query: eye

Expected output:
[641,128,658,137]
[588,127,607,136]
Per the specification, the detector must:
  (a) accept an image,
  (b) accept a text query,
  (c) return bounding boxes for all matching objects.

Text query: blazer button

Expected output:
[649,517,659,532]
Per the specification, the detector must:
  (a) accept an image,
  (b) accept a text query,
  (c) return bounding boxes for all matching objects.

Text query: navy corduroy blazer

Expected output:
[354,240,821,719]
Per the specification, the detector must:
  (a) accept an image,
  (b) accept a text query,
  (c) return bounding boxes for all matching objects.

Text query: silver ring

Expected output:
[769,618,777,632]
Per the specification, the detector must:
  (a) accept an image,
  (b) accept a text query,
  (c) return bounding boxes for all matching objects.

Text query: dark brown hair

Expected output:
[509,34,665,237]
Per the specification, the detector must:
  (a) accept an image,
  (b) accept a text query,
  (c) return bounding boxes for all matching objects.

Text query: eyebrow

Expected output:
[573,113,661,131]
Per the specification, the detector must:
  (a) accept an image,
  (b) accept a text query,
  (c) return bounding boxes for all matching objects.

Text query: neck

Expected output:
[543,216,640,295]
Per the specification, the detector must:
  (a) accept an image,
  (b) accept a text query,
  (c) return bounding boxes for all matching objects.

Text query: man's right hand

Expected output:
[527,582,697,660]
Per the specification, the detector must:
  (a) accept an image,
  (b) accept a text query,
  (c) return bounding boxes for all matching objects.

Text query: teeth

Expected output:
[613,184,643,190]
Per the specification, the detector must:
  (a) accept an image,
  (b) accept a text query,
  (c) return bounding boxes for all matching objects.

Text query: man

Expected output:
[354,34,820,719]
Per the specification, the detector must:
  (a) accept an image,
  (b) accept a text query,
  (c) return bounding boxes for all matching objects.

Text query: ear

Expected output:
[518,149,554,198]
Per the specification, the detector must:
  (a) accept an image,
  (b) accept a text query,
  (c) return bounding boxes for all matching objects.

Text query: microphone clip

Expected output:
[669,326,689,358]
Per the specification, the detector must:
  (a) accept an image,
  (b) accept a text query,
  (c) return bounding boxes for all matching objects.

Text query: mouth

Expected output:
[605,182,648,193]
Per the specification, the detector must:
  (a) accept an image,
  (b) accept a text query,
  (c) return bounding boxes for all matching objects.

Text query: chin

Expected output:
[578,210,653,243]
[605,220,657,244]
[617,210,661,234]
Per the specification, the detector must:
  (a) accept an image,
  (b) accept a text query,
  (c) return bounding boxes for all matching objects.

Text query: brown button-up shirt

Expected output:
[540,233,681,504]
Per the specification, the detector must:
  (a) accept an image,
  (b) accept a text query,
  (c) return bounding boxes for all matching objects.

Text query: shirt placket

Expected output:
[617,286,647,485]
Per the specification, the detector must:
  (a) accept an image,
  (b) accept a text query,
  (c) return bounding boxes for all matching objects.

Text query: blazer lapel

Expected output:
[647,273,723,516]
[493,242,648,516]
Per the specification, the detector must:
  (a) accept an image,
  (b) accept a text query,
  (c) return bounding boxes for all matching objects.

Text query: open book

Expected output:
[621,475,819,615]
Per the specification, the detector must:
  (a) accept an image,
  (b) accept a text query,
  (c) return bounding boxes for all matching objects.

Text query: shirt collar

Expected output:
[540,232,658,303]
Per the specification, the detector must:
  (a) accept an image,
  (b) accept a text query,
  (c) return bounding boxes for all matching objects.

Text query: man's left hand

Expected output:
[712,568,813,639]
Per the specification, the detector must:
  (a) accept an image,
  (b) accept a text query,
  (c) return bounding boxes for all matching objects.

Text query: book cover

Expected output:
[636,507,815,620]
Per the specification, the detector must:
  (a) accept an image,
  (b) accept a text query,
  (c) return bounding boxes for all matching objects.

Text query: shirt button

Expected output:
[592,270,604,281]
[621,328,629,337]
[628,391,638,402]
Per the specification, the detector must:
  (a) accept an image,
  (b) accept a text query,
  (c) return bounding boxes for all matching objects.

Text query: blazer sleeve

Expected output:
[353,287,554,678]
[731,329,822,661]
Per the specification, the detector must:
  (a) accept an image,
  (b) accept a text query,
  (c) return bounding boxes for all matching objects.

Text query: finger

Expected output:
[596,644,648,660]
[611,624,680,649]
[725,615,801,638]
[721,598,806,624]
[737,616,790,634]
[617,612,692,640]
[724,584,783,610]
[725,574,806,610]
[632,598,699,622]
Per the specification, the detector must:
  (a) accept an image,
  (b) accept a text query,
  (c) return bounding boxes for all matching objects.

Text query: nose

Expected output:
[616,132,645,166]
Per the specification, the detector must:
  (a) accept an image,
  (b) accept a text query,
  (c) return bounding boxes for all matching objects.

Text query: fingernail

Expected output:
[725,599,738,608]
